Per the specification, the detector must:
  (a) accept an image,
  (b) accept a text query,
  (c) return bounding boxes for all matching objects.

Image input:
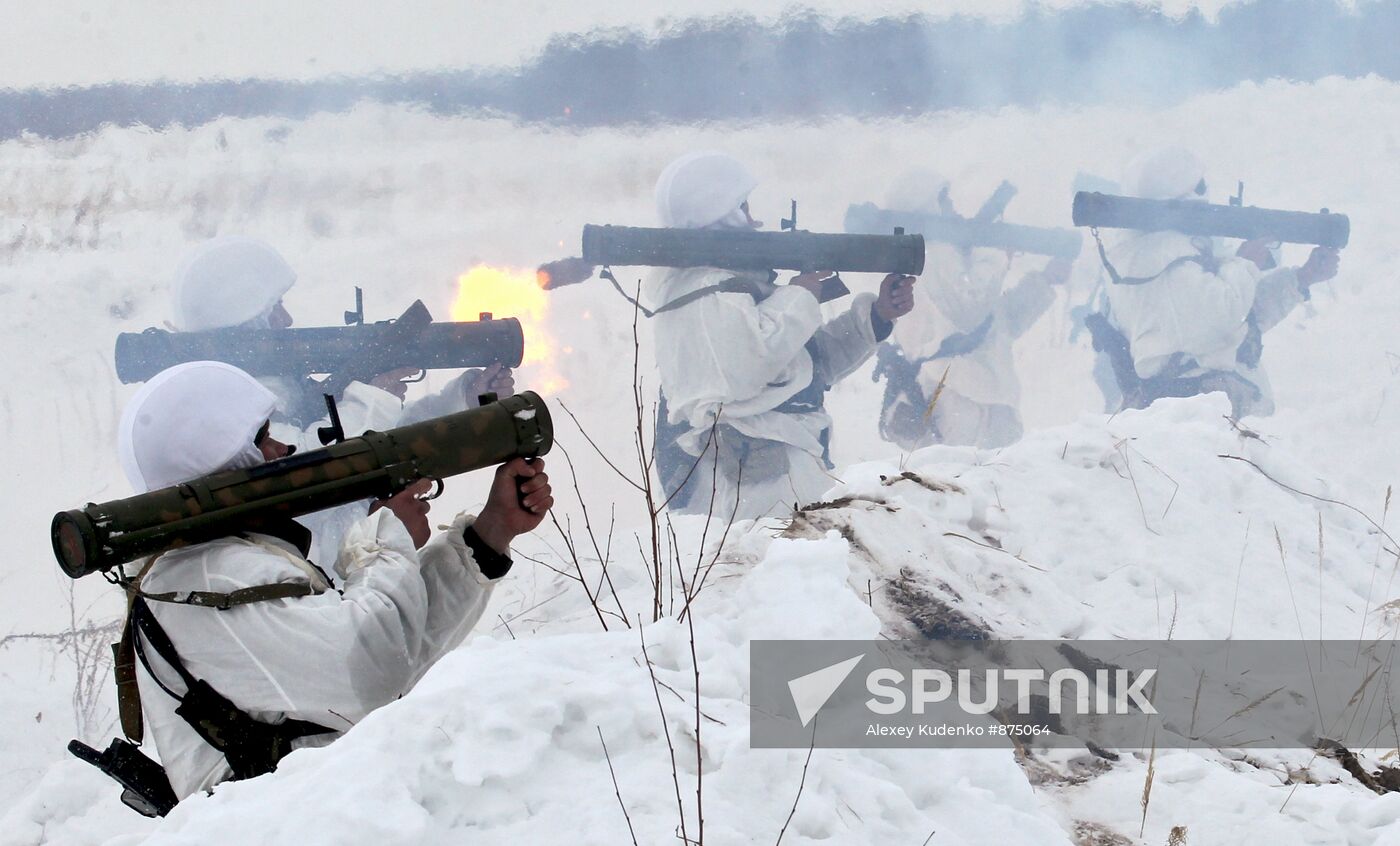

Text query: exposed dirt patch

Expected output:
[1071,821,1134,845]
[1317,739,1400,794]
[884,567,991,641]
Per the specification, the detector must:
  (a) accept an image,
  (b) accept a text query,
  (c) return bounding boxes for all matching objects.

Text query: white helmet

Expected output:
[172,236,296,331]
[118,361,277,493]
[1124,147,1207,201]
[654,151,759,229]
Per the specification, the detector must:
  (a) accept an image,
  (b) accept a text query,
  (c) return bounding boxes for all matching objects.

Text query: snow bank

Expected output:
[14,389,1399,844]
[4,533,1068,846]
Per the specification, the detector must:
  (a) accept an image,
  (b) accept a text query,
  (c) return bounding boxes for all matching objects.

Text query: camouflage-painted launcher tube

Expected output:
[52,391,553,579]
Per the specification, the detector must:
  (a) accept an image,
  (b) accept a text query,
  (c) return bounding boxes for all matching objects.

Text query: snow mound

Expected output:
[31,534,1064,846]
[11,391,1400,844]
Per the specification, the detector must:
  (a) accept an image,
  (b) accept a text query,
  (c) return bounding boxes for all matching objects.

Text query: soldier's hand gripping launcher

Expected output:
[1071,191,1350,248]
[114,296,525,386]
[580,223,926,276]
[52,391,553,579]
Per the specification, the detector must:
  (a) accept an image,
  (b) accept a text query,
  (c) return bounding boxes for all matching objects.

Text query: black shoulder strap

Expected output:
[130,598,198,694]
[600,267,766,318]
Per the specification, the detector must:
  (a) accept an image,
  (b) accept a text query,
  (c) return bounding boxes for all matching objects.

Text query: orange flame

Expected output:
[450,265,567,394]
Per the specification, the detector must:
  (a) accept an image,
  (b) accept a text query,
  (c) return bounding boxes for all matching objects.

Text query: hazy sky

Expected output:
[4,0,1245,88]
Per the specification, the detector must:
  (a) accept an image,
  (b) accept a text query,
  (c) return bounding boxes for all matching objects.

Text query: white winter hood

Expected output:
[654,151,758,229]
[172,235,297,331]
[1124,147,1207,200]
[119,361,278,493]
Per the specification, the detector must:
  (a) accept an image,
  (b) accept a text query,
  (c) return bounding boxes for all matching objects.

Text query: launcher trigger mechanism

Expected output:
[421,478,445,501]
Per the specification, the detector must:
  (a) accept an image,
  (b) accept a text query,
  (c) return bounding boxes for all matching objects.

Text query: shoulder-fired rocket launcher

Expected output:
[52,391,553,579]
[114,295,525,387]
[580,222,925,276]
[1071,191,1350,248]
[845,181,1083,259]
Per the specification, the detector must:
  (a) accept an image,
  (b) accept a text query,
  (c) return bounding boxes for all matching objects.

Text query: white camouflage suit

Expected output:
[876,171,1058,450]
[1100,149,1310,418]
[117,361,503,799]
[651,152,886,519]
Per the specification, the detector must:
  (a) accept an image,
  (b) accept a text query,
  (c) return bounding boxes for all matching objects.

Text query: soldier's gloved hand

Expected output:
[1298,247,1340,288]
[369,366,419,401]
[371,478,433,548]
[467,363,516,405]
[875,273,916,321]
[473,458,553,555]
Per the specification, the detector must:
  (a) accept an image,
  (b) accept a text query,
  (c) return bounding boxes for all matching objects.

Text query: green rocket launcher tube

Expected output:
[52,391,553,579]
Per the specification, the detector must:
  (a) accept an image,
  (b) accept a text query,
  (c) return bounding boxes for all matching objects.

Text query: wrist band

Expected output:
[462,524,513,579]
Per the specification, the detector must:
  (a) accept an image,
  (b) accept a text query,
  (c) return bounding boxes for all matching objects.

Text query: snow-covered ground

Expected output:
[2,70,1399,844]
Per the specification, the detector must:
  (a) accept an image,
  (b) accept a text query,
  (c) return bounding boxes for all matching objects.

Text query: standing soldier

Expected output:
[650,151,915,519]
[1087,148,1340,417]
[875,170,1071,450]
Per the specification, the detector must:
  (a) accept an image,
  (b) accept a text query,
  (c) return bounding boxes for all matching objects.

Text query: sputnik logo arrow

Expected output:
[787,654,865,727]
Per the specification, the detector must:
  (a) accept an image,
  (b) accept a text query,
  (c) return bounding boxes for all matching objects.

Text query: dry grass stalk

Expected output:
[1140,735,1157,838]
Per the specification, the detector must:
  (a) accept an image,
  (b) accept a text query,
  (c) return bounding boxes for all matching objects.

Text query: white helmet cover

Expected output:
[172,236,296,331]
[118,361,277,493]
[654,151,759,229]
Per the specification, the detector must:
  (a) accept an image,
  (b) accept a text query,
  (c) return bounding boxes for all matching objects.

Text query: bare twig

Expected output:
[775,727,817,846]
[1220,455,1399,552]
[597,726,641,846]
[550,512,610,631]
[557,402,644,492]
[557,439,631,628]
[942,532,1048,572]
[686,601,704,844]
[639,621,689,844]
[680,450,743,622]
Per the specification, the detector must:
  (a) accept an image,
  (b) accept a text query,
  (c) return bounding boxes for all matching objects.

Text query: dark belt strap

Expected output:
[129,597,335,780]
[114,547,326,746]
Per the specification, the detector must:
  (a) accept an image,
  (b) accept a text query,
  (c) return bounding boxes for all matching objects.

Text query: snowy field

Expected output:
[1,68,1399,843]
